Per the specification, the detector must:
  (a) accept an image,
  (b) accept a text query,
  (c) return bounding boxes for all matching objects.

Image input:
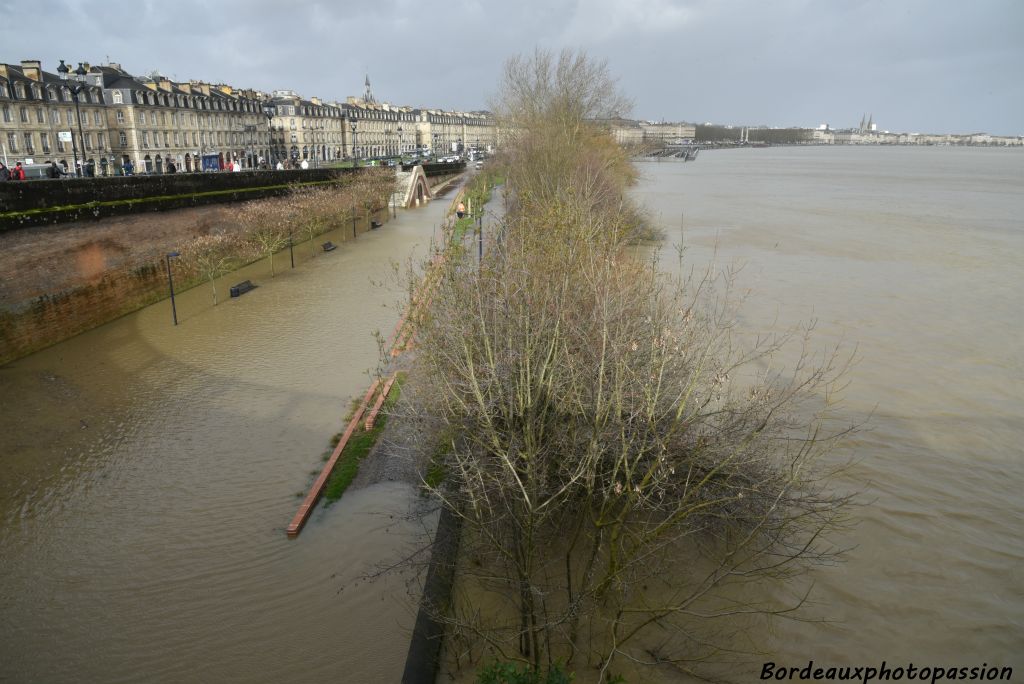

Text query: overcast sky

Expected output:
[4,0,1021,135]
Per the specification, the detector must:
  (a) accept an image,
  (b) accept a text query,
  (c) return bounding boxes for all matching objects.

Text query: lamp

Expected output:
[166,251,181,325]
[56,60,90,177]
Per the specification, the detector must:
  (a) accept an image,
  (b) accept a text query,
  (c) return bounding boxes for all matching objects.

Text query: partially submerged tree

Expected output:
[183,233,242,305]
[406,49,853,682]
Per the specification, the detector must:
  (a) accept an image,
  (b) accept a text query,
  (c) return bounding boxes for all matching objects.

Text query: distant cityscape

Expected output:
[1,58,496,175]
[3,55,1018,179]
[609,114,1023,147]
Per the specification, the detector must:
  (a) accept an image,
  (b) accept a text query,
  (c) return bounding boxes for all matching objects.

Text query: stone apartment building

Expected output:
[265,90,347,164]
[1,59,497,175]
[1,60,110,174]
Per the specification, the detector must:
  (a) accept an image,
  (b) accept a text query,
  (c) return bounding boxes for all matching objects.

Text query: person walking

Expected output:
[48,161,63,179]
[456,201,466,219]
[300,158,309,170]
[275,160,284,171]
[11,161,26,180]
[0,162,9,181]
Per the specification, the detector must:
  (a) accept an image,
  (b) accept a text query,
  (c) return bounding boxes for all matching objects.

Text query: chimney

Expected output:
[108,62,122,72]
[194,82,211,96]
[179,82,191,94]
[310,96,321,106]
[159,79,173,92]
[20,59,42,81]
[218,84,233,95]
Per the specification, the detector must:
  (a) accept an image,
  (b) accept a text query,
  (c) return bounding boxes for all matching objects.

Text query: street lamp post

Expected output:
[262,103,276,168]
[350,119,358,167]
[397,125,403,159]
[57,60,89,177]
[166,251,181,325]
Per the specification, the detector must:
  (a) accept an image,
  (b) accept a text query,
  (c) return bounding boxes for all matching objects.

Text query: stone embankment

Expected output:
[0,169,395,365]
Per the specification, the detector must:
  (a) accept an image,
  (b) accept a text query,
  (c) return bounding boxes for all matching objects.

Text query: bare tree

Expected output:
[182,233,242,305]
[404,50,854,682]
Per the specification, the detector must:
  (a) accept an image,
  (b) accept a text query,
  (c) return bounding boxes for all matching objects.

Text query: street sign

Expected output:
[58,131,73,142]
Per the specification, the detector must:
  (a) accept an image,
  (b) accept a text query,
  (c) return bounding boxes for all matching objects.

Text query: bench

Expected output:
[322,241,337,252]
[229,280,257,298]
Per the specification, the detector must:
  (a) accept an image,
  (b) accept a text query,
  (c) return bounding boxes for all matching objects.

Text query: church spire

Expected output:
[363,74,375,103]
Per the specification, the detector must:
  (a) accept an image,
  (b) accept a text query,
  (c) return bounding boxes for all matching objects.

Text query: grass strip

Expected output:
[0,178,350,219]
[323,373,405,503]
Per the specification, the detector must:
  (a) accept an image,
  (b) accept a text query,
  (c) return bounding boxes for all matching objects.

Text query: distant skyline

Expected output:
[5,0,1022,136]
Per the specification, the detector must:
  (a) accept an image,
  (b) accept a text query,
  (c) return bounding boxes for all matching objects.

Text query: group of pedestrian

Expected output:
[0,161,26,181]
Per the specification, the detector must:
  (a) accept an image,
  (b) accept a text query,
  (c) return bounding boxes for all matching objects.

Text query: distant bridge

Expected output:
[641,144,700,161]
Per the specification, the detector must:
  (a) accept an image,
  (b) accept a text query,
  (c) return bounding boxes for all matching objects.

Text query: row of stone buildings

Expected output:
[0,59,497,175]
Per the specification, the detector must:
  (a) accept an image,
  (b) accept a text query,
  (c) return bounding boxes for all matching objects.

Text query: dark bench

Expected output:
[322,241,337,252]
[230,280,257,298]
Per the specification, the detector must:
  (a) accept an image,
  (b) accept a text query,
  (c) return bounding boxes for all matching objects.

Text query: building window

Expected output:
[163,132,169,147]
[61,88,70,102]
[173,132,179,145]
[14,83,24,98]
[94,111,101,126]
[36,107,44,123]
[192,132,198,145]
[113,90,123,104]
[41,132,50,153]
[119,131,127,147]
[116,110,125,123]
[97,133,106,150]
[57,136,65,152]
[84,133,92,151]
[23,132,34,154]
[80,111,87,126]
[7,133,17,152]
[19,106,28,122]
[66,110,74,125]
[2,105,10,122]
[139,111,146,125]
[142,131,149,148]
[50,109,59,124]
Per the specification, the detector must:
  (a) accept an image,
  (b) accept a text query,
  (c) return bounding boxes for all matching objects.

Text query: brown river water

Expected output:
[0,199,450,682]
[631,147,1023,674]
[2,149,1022,683]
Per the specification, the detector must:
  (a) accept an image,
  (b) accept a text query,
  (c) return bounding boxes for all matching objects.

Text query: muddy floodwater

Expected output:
[3,148,1022,682]
[0,199,451,682]
[631,147,1023,673]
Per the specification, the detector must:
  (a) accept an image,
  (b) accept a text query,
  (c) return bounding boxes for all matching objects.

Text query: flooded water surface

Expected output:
[2,148,1022,682]
[631,146,1024,672]
[0,202,448,682]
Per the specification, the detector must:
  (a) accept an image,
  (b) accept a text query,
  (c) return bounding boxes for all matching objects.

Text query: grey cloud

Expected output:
[6,0,1022,134]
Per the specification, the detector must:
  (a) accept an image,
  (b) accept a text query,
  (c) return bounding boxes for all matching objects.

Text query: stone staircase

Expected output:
[390,165,432,209]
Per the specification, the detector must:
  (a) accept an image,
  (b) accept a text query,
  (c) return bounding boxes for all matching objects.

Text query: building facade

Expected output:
[2,58,499,175]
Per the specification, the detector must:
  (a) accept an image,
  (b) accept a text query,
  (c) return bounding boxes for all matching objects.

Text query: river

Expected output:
[0,198,450,682]
[2,149,1022,682]
[631,146,1023,673]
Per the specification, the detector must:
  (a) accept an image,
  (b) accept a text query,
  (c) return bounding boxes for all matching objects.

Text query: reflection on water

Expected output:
[0,202,448,682]
[630,147,1024,671]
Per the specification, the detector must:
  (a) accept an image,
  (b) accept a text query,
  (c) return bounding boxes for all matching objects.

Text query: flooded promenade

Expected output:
[0,199,447,682]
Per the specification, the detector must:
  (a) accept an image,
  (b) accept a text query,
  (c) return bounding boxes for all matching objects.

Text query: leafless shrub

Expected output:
[404,50,855,681]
